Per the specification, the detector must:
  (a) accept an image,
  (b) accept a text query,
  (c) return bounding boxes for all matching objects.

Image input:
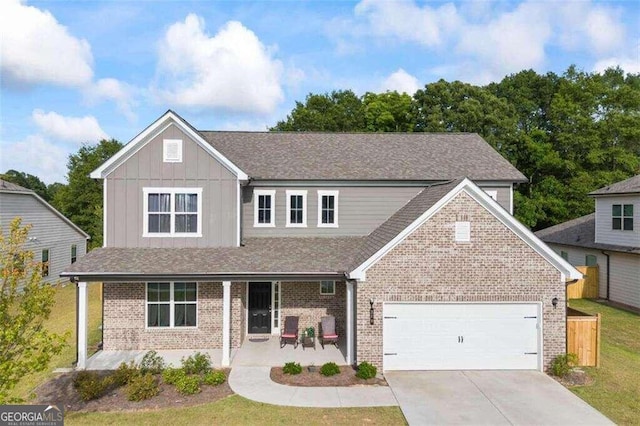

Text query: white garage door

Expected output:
[383,303,540,371]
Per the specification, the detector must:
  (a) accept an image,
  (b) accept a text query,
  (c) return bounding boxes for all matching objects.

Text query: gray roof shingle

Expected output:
[0,179,32,192]
[589,175,640,196]
[199,131,527,182]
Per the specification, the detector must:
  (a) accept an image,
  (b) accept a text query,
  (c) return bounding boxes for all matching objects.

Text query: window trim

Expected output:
[612,204,634,231]
[71,244,77,264]
[320,280,335,295]
[317,190,339,228]
[41,248,49,277]
[560,251,569,261]
[145,282,199,329]
[254,190,276,227]
[484,190,498,202]
[142,187,203,237]
[286,190,307,228]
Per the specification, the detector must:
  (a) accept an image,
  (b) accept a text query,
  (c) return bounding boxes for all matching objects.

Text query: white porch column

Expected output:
[222,281,231,367]
[77,281,88,370]
[346,280,355,365]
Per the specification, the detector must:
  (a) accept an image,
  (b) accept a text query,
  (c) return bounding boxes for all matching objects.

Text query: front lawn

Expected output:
[567,299,640,425]
[65,395,406,425]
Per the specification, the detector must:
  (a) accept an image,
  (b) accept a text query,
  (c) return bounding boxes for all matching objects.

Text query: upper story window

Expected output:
[254,190,275,227]
[318,190,339,228]
[147,282,197,328]
[163,139,183,162]
[484,190,498,201]
[612,204,633,231]
[71,245,77,264]
[143,188,202,237]
[41,249,49,277]
[286,190,307,227]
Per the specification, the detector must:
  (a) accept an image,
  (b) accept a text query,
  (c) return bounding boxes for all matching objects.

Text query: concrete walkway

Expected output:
[229,366,398,408]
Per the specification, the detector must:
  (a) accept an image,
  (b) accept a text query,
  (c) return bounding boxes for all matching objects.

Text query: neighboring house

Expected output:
[62,110,580,371]
[0,179,89,284]
[537,175,640,311]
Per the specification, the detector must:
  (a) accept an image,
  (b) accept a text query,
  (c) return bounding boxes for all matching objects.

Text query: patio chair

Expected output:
[280,316,299,348]
[320,315,339,349]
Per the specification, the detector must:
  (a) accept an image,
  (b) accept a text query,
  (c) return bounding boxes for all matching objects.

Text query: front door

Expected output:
[248,282,271,334]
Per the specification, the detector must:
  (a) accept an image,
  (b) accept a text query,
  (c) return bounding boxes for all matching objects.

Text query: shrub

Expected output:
[283,362,302,375]
[203,370,226,386]
[126,372,159,401]
[113,361,140,386]
[175,375,201,395]
[140,351,165,375]
[551,353,578,377]
[320,362,340,377]
[162,367,186,385]
[356,361,377,380]
[181,352,212,375]
[73,371,110,401]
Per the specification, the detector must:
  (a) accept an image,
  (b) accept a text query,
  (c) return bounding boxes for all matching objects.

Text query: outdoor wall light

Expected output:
[552,297,559,309]
[369,299,375,325]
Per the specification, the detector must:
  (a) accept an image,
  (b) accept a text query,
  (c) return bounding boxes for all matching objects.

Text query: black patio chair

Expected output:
[280,316,299,348]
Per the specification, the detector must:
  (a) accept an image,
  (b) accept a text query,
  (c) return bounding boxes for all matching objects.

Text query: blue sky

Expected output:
[1,0,638,184]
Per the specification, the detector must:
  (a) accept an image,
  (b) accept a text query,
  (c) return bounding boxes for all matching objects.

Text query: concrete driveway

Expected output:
[385,371,612,425]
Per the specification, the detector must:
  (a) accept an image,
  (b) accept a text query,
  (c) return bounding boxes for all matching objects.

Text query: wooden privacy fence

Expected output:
[567,265,599,299]
[567,307,601,367]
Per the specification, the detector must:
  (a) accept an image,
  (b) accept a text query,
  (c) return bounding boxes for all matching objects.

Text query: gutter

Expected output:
[60,271,346,282]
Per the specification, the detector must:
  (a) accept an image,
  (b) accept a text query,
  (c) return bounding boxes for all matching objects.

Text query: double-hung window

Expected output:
[143,188,202,237]
[147,282,197,328]
[286,190,307,227]
[612,204,634,231]
[318,190,339,227]
[254,190,275,227]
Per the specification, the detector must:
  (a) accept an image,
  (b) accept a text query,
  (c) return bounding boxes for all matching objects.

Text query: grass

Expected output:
[10,282,103,401]
[65,395,407,425]
[567,299,640,425]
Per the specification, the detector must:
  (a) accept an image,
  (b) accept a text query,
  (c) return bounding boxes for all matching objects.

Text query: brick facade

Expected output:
[279,281,346,337]
[356,191,566,371]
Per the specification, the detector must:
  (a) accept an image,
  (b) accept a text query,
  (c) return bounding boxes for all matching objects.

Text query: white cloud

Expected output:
[0,0,93,87]
[0,135,69,184]
[84,78,137,121]
[156,15,284,114]
[380,69,420,94]
[556,3,625,55]
[32,110,109,145]
[593,56,640,74]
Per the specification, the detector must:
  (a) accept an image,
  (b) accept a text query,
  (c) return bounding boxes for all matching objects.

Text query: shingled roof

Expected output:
[589,175,640,196]
[535,213,640,254]
[0,179,32,192]
[199,131,527,182]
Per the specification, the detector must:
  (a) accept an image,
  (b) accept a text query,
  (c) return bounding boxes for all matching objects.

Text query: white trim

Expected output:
[163,139,183,163]
[271,281,281,335]
[320,280,335,295]
[346,281,354,365]
[222,281,231,367]
[254,190,276,227]
[509,182,514,215]
[317,190,339,228]
[103,179,108,247]
[236,181,241,245]
[484,190,498,202]
[349,178,582,281]
[145,282,199,329]
[77,281,88,369]
[142,187,203,237]
[286,190,307,228]
[91,111,248,180]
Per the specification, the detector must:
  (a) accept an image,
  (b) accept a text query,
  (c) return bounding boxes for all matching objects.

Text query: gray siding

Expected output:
[609,253,640,309]
[548,243,609,298]
[106,125,238,248]
[478,185,512,213]
[0,192,87,284]
[594,195,640,247]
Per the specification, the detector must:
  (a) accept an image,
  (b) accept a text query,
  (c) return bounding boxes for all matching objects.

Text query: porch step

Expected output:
[246,334,273,342]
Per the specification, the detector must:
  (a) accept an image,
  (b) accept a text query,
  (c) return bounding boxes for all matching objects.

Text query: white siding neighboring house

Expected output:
[537,175,640,311]
[0,179,90,284]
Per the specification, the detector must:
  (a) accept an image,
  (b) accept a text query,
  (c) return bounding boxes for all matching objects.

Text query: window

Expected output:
[254,190,275,227]
[320,280,335,295]
[41,249,49,277]
[318,191,339,227]
[612,204,634,231]
[585,255,597,266]
[560,251,568,261]
[286,190,307,227]
[484,190,498,201]
[147,282,197,328]
[71,245,77,264]
[163,139,182,162]
[143,188,202,237]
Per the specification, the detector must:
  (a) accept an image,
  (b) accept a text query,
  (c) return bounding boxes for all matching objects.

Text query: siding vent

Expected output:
[455,221,471,242]
[163,139,183,163]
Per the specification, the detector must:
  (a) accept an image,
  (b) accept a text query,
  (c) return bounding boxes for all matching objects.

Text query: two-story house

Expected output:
[62,111,580,372]
[537,175,640,311]
[0,179,89,284]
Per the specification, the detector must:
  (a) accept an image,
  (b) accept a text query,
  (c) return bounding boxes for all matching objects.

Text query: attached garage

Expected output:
[383,303,542,371]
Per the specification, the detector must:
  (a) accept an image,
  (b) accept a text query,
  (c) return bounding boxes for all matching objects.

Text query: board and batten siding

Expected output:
[0,192,87,284]
[609,253,640,310]
[548,243,609,298]
[594,196,640,247]
[106,125,238,248]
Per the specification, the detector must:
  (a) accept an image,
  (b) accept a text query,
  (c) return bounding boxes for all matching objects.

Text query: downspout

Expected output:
[601,251,610,300]
[70,276,79,366]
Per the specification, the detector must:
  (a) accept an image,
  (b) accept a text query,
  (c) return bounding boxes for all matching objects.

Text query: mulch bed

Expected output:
[32,369,233,413]
[553,369,594,387]
[270,365,387,387]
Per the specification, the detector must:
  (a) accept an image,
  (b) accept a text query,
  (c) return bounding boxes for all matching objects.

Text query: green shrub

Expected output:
[203,370,226,386]
[356,361,377,380]
[283,362,302,375]
[320,362,340,377]
[181,352,212,375]
[73,371,110,401]
[162,367,186,385]
[140,351,165,375]
[126,372,159,401]
[551,353,578,377]
[113,361,140,386]
[175,375,201,395]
